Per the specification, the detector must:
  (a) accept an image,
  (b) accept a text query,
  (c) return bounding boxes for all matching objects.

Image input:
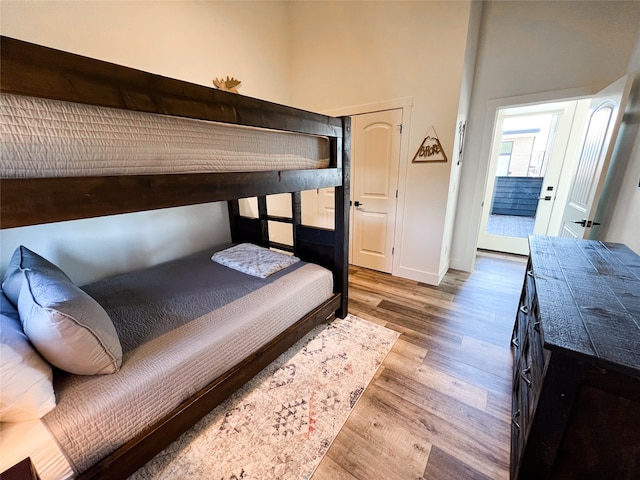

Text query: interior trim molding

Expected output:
[322,97,414,117]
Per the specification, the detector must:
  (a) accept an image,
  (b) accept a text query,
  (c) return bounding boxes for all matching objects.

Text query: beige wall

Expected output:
[439,0,483,274]
[4,1,637,284]
[289,0,476,283]
[451,0,640,271]
[0,1,292,284]
[0,0,292,103]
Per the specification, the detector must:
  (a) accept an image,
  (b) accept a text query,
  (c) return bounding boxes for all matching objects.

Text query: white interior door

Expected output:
[351,109,402,273]
[560,76,632,239]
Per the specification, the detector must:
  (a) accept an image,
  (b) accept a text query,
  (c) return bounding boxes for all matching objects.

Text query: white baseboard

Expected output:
[393,265,444,286]
[449,256,474,273]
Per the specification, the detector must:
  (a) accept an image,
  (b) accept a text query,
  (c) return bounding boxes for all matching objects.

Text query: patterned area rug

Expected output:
[129,314,399,480]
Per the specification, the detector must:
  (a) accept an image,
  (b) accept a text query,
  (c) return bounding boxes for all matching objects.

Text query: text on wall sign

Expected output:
[412,126,447,163]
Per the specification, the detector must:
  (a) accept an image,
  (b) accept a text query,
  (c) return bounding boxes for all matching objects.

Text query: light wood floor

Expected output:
[312,251,527,480]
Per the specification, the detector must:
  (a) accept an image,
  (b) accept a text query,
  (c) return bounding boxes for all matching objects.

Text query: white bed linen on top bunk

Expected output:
[0,93,330,178]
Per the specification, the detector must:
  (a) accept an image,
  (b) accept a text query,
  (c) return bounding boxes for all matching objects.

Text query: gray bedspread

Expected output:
[41,250,333,474]
[82,249,306,353]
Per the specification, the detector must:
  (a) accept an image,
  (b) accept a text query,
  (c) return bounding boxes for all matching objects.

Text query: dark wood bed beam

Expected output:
[1,169,342,229]
[335,116,351,318]
[0,36,343,140]
[256,196,270,248]
[291,191,302,251]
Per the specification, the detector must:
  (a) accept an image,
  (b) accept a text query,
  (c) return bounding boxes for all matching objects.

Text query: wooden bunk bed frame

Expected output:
[0,36,350,479]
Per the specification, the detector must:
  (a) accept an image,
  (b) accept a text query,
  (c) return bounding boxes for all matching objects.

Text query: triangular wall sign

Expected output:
[412,126,448,163]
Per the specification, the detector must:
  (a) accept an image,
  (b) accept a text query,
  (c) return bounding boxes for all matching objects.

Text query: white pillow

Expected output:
[0,293,56,422]
[211,243,300,278]
[18,269,123,375]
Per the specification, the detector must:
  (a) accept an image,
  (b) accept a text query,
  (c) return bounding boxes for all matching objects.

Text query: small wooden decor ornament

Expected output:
[412,126,447,163]
[213,76,242,93]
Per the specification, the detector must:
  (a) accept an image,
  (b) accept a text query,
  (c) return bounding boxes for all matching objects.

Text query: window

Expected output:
[496,141,513,176]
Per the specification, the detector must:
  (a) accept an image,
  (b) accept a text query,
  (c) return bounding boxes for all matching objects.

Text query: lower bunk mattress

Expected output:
[0,248,334,479]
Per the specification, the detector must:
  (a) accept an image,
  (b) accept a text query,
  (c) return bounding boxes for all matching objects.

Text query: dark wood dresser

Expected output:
[510,235,640,479]
[0,458,40,480]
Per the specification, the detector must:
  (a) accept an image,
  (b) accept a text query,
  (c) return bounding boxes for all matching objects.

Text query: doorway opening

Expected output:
[477,100,588,255]
[477,76,630,256]
[304,109,403,274]
[302,97,412,275]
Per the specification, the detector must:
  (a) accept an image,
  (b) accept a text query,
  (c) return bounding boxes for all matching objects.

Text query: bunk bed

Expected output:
[0,36,350,479]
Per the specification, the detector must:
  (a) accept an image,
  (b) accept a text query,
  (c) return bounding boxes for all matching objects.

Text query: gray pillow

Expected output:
[2,246,71,307]
[18,269,122,375]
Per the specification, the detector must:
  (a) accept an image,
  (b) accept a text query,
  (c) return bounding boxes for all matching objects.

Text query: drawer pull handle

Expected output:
[534,321,541,332]
[512,410,521,430]
[521,367,532,388]
[527,270,534,278]
[511,337,519,349]
[519,305,529,315]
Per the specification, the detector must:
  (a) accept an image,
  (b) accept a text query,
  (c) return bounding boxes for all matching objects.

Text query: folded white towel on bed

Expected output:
[211,243,299,278]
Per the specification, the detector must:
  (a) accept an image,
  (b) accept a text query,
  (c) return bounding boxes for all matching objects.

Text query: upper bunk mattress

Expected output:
[0,93,330,178]
[40,249,333,475]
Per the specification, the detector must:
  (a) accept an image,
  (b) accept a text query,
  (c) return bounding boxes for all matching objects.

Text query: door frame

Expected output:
[350,109,403,272]
[460,87,594,269]
[476,100,582,255]
[324,97,413,274]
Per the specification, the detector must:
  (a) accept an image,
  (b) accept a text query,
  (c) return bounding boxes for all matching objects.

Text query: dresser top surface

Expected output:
[529,235,640,376]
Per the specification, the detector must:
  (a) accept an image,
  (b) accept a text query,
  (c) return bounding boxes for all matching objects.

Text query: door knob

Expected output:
[354,201,364,207]
[573,219,601,227]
